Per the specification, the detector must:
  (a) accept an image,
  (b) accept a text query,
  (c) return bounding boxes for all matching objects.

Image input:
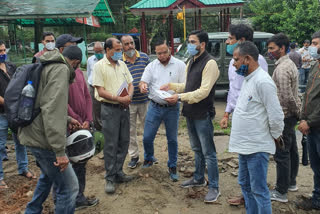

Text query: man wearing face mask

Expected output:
[139,39,185,182]
[87,42,104,131]
[298,40,313,91]
[267,33,301,203]
[120,35,149,169]
[220,24,268,131]
[56,36,99,209]
[93,38,134,194]
[19,46,83,214]
[162,30,220,203]
[229,41,284,214]
[34,32,56,58]
[296,31,320,211]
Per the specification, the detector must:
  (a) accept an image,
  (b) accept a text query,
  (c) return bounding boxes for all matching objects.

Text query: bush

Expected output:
[88,33,112,42]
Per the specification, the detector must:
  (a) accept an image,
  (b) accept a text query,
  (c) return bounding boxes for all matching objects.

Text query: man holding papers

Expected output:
[139,39,186,182]
[92,38,134,194]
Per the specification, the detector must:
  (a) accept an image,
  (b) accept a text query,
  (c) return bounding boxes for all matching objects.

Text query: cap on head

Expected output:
[56,34,83,48]
[62,45,83,61]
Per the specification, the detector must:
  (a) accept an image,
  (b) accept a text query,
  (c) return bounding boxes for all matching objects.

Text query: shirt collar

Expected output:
[156,55,174,65]
[275,54,289,66]
[122,50,140,62]
[103,56,119,66]
[245,66,261,81]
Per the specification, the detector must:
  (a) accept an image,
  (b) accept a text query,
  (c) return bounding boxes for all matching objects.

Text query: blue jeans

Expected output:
[25,147,79,214]
[238,152,271,214]
[143,101,179,168]
[299,68,310,89]
[186,114,219,189]
[0,114,28,180]
[307,129,320,208]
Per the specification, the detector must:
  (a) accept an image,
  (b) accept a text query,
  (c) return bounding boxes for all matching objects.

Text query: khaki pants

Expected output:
[129,102,148,158]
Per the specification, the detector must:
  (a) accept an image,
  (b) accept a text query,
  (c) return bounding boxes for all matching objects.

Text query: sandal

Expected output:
[0,180,8,189]
[19,170,36,179]
[227,195,245,205]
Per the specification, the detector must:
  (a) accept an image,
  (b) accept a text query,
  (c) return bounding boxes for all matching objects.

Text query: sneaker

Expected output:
[204,188,221,203]
[75,198,99,210]
[2,157,8,161]
[142,160,153,168]
[180,178,207,188]
[227,195,245,206]
[128,157,139,169]
[105,181,115,194]
[115,173,134,183]
[295,197,320,211]
[152,157,158,164]
[288,185,299,192]
[168,167,179,182]
[270,189,288,203]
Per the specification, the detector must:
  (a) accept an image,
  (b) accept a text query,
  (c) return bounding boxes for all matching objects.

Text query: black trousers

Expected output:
[274,116,299,194]
[72,162,87,203]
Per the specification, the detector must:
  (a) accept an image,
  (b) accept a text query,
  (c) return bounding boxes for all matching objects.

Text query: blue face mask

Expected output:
[111,51,122,61]
[95,53,104,60]
[0,54,7,63]
[235,64,249,76]
[309,46,320,59]
[226,43,238,55]
[187,44,199,56]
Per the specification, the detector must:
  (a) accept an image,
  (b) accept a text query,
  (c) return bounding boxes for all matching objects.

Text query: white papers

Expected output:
[154,89,172,100]
[117,81,128,96]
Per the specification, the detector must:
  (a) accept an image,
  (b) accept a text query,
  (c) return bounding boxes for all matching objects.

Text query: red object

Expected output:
[76,16,100,28]
[169,11,174,56]
[140,12,147,53]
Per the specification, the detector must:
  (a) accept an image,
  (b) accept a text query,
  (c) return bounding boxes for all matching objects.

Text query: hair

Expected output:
[42,32,55,40]
[120,35,133,43]
[104,38,120,50]
[189,29,209,45]
[94,41,103,49]
[153,39,169,48]
[303,39,310,44]
[290,43,296,49]
[267,33,290,52]
[312,31,320,40]
[0,40,5,46]
[235,41,259,61]
[62,45,82,61]
[228,24,254,42]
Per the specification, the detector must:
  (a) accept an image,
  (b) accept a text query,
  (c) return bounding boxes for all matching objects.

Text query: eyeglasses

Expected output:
[0,49,6,53]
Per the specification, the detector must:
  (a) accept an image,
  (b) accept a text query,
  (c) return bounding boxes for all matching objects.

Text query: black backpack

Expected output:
[4,62,52,132]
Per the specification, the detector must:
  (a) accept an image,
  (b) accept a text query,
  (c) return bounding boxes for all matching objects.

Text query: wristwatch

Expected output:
[178,94,181,101]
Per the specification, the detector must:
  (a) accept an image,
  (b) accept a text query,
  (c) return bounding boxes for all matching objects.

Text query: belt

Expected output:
[151,100,170,108]
[101,102,122,108]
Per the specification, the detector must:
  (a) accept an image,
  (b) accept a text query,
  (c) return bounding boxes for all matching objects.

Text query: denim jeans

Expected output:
[299,68,310,90]
[274,116,299,194]
[307,129,320,208]
[0,114,28,180]
[143,101,179,168]
[186,113,219,189]
[238,152,271,214]
[25,146,79,214]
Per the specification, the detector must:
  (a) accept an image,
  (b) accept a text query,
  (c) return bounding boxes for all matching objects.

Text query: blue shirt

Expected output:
[122,51,149,104]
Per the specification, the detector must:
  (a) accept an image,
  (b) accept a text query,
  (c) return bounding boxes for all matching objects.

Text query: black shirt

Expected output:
[0,62,16,113]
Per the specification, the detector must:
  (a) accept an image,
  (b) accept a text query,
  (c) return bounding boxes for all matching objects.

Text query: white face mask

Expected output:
[45,42,55,51]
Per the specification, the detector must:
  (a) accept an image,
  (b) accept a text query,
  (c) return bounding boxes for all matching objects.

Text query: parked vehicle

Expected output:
[175,32,275,90]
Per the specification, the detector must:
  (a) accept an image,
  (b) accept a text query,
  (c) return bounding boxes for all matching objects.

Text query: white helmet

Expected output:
[66,129,95,163]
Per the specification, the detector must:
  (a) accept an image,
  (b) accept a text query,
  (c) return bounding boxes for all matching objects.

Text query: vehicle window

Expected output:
[225,39,269,57]
[207,40,221,58]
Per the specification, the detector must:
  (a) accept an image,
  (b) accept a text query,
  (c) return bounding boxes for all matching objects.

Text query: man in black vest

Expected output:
[162,30,220,203]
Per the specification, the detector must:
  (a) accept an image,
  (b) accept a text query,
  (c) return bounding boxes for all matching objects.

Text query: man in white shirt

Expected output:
[87,42,104,131]
[229,41,284,214]
[139,39,185,182]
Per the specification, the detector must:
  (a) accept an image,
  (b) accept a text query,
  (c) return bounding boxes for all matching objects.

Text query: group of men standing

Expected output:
[1,23,320,214]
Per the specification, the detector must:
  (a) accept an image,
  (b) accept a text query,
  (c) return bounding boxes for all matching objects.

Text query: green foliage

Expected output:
[88,32,112,42]
[16,27,34,43]
[249,0,320,44]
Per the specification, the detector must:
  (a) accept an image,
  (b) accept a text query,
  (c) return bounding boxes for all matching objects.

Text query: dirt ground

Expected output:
[0,100,318,214]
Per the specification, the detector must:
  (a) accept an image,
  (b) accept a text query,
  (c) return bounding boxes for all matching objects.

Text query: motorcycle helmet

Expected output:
[66,129,95,163]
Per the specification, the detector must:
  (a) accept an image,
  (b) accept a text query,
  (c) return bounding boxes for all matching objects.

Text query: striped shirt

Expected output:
[122,51,149,104]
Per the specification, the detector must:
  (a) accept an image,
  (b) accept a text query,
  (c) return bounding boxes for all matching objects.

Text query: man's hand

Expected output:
[298,120,310,135]
[117,95,131,107]
[68,118,81,131]
[160,84,170,91]
[220,117,228,129]
[82,121,90,130]
[54,156,69,172]
[165,94,178,105]
[139,82,148,94]
[274,135,285,150]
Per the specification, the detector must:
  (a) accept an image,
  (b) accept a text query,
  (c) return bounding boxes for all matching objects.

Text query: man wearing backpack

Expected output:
[0,40,36,189]
[18,46,82,214]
